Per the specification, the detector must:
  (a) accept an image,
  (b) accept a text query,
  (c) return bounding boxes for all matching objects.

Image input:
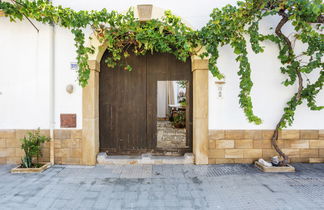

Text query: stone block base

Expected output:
[0,129,82,165]
[209,129,324,164]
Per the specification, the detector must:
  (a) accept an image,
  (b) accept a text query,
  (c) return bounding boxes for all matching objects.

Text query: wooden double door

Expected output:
[99,51,192,154]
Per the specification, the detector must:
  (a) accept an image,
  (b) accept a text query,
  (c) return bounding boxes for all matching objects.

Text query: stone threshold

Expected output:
[97,153,194,165]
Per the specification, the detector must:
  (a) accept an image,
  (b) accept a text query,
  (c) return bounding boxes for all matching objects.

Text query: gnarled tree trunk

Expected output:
[271,10,304,166]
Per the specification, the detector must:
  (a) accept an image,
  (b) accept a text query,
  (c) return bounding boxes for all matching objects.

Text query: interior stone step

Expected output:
[97,152,194,165]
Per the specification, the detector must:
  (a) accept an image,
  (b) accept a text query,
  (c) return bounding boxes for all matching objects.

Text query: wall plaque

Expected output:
[60,114,77,128]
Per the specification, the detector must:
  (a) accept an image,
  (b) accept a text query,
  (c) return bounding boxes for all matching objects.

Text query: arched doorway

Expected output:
[99,51,193,154]
[82,5,209,165]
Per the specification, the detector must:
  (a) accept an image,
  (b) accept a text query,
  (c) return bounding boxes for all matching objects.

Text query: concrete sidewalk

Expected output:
[0,163,324,209]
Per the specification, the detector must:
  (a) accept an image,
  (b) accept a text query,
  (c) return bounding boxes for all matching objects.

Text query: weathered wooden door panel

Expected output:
[100,51,147,153]
[146,53,169,149]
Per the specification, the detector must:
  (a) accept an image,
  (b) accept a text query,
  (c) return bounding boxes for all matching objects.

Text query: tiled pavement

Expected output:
[0,163,324,209]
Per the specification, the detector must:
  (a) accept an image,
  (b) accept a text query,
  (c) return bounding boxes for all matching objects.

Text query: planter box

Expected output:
[255,161,295,173]
[11,163,52,173]
[0,10,5,17]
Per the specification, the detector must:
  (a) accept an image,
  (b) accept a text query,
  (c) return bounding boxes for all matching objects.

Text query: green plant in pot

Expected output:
[172,110,186,128]
[20,129,50,168]
[178,97,187,107]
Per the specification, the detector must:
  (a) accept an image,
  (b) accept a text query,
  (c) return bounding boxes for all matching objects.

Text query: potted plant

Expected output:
[178,97,187,107]
[172,110,186,128]
[11,129,51,173]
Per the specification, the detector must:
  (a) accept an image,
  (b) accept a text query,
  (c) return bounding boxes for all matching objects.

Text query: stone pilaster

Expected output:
[82,61,100,165]
[192,59,209,164]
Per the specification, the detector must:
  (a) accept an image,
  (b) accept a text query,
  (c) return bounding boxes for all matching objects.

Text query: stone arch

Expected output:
[82,5,209,165]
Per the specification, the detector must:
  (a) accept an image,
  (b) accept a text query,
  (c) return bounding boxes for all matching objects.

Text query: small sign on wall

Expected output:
[60,114,77,128]
[215,80,226,99]
[70,62,79,71]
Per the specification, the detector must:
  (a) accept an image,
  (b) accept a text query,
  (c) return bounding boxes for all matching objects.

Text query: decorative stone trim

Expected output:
[137,5,153,21]
[88,60,100,72]
[192,58,209,164]
[208,129,324,164]
[82,66,99,165]
[192,59,209,71]
[82,57,210,165]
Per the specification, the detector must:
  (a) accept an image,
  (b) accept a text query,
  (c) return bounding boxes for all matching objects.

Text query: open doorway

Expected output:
[156,80,190,151]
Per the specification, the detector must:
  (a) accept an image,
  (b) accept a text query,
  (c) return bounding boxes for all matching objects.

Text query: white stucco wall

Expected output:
[0,19,51,129]
[0,0,323,130]
[54,27,83,129]
[208,16,324,129]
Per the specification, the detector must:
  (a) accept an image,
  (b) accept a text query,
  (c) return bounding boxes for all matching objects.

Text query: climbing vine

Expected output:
[201,0,323,165]
[0,0,323,165]
[0,0,199,87]
[95,10,199,71]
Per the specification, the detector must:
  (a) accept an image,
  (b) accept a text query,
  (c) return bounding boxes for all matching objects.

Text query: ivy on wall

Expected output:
[0,0,323,165]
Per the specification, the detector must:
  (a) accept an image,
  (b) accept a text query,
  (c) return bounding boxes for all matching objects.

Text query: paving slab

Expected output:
[0,163,324,209]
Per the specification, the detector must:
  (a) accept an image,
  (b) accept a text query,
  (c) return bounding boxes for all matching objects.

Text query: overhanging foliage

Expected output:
[0,0,199,87]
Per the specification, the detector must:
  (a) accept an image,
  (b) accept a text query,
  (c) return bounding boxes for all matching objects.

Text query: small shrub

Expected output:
[172,111,186,128]
[20,129,50,168]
